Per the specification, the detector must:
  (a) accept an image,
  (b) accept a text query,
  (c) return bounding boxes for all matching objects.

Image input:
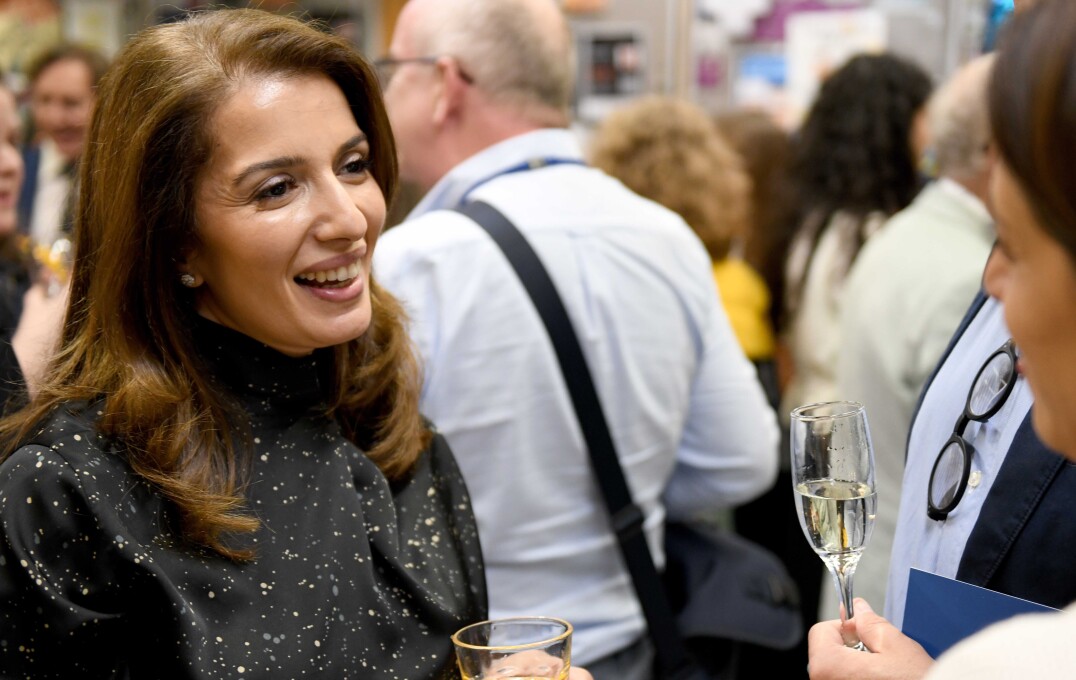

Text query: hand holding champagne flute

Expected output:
[791,401,876,651]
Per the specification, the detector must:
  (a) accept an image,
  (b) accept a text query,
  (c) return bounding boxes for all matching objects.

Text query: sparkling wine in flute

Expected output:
[790,401,876,652]
[795,479,876,572]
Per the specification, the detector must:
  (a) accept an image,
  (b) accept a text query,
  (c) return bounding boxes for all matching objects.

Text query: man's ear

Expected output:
[432,56,470,126]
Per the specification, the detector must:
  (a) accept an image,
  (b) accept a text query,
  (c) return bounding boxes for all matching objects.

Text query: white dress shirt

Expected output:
[374,129,779,663]
[884,297,1032,629]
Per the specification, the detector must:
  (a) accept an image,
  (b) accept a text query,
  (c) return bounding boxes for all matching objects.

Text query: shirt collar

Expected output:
[406,128,584,217]
[936,176,993,225]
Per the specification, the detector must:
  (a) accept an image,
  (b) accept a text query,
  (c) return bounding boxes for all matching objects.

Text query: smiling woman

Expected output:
[187,74,385,357]
[0,9,488,679]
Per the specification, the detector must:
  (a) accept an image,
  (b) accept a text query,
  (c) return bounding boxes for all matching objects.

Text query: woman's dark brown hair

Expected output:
[990,0,1076,260]
[0,9,427,560]
[714,110,793,329]
[780,53,932,323]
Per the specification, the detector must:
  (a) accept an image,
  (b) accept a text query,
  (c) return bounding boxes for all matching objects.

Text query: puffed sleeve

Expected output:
[0,444,129,678]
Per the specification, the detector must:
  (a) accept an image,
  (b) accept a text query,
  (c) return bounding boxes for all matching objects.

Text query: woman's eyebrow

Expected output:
[337,133,368,155]
[232,155,305,188]
[230,134,368,187]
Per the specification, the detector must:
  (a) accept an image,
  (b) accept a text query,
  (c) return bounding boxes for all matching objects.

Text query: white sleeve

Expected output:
[662,281,780,521]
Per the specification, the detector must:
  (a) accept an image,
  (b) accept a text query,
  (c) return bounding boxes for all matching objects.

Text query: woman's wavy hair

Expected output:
[990,0,1076,262]
[589,95,750,261]
[0,8,428,561]
[789,53,931,222]
[782,52,932,320]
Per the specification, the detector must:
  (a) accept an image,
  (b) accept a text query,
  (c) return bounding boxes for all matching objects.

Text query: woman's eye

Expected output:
[341,156,371,175]
[256,179,292,202]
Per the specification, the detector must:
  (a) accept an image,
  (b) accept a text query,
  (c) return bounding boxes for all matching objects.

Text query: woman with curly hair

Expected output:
[589,95,773,367]
[779,53,932,437]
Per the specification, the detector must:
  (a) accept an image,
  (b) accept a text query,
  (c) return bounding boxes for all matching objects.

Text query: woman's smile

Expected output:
[295,259,366,302]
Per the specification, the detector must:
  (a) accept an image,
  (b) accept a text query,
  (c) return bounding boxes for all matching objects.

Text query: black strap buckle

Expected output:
[611,504,645,541]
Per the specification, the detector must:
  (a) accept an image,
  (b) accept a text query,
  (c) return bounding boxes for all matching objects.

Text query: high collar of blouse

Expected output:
[193,316,336,418]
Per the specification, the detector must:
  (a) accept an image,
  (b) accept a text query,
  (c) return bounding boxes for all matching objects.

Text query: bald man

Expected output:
[372,0,779,676]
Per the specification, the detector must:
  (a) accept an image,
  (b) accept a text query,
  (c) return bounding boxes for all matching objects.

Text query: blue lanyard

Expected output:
[458,157,586,205]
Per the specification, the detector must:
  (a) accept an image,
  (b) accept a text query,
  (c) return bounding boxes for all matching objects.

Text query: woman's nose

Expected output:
[312,177,368,243]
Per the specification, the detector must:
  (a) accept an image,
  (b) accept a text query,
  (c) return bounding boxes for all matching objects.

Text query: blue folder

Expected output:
[902,568,1056,658]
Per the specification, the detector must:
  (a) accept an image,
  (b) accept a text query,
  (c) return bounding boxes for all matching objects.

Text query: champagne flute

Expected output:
[791,400,876,651]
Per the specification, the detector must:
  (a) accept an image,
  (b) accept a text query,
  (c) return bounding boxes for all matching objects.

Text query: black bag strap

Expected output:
[456,200,706,680]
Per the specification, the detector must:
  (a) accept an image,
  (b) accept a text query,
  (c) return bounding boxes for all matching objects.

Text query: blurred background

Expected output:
[0,0,1013,131]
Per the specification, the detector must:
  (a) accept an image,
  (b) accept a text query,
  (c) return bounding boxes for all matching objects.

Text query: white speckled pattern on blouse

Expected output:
[0,319,487,678]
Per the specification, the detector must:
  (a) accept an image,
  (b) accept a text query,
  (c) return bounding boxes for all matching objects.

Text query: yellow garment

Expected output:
[712,259,776,361]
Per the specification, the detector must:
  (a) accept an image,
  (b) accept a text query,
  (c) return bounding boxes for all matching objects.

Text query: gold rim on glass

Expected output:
[790,400,864,421]
[451,616,573,651]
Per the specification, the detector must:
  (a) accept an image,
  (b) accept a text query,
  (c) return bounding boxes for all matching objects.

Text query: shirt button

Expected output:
[968,470,983,488]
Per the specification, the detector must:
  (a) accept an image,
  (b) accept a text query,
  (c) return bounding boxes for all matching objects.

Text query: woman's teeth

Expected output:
[297,261,361,287]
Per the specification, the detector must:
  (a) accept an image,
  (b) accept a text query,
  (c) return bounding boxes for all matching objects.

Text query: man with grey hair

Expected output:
[831,54,996,617]
[373,0,779,676]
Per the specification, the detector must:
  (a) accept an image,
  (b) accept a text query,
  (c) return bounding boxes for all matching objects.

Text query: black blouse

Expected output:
[0,320,487,678]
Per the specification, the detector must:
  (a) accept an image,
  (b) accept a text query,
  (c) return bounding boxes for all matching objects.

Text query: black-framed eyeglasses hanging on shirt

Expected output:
[927,338,1019,521]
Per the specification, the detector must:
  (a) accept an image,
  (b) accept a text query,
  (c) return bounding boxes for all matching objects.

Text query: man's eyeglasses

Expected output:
[373,56,475,89]
[927,338,1019,521]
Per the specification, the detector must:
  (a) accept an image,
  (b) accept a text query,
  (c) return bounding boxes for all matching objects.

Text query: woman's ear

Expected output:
[177,247,203,288]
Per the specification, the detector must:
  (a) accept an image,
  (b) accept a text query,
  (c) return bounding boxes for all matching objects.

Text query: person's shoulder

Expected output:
[1,403,117,485]
[375,210,503,289]
[877,184,991,252]
[380,210,491,252]
[848,199,989,302]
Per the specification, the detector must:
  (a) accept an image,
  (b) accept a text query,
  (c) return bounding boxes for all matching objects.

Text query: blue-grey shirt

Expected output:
[885,296,1032,628]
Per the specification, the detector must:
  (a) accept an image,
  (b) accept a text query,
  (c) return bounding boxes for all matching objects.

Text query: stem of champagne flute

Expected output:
[837,568,856,621]
[834,567,869,651]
